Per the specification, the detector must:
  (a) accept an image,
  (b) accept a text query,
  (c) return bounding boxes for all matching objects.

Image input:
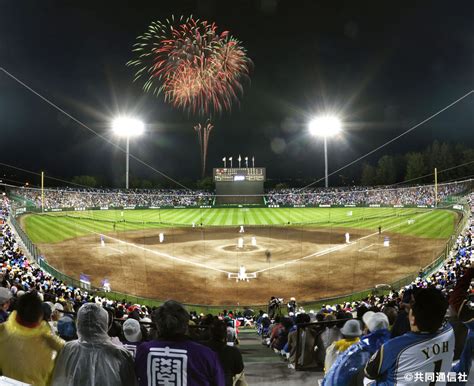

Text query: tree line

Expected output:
[360,141,474,186]
[67,141,474,190]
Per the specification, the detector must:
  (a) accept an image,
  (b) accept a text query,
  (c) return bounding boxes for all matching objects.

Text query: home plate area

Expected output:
[39,226,446,305]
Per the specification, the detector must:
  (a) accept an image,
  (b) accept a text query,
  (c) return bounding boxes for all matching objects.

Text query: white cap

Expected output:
[122,319,142,343]
[363,311,389,332]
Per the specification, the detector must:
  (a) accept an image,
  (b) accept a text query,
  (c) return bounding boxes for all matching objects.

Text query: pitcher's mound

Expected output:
[222,245,260,252]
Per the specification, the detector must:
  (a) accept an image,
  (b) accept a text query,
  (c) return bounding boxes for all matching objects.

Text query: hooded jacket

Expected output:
[51,303,137,386]
[323,328,391,386]
[324,336,360,373]
[0,310,64,386]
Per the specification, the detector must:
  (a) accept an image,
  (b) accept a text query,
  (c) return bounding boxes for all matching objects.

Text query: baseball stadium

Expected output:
[1,2,474,386]
[6,181,471,309]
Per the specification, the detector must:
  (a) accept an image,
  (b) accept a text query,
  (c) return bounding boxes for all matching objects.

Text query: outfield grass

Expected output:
[23,207,457,244]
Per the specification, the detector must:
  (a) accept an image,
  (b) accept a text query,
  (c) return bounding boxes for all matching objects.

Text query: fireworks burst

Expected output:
[127,15,252,116]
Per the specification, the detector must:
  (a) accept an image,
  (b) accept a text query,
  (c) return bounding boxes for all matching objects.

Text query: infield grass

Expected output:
[23,207,457,244]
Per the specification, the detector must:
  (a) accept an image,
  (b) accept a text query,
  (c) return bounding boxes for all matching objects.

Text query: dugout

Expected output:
[213,167,265,205]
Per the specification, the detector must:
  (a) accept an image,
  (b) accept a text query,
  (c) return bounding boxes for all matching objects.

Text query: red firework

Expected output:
[128,15,251,116]
[128,16,251,176]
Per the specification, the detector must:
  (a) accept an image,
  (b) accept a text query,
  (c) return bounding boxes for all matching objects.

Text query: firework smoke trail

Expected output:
[194,123,204,175]
[194,120,214,177]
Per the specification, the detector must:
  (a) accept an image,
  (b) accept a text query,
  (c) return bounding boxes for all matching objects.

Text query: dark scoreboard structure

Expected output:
[213,168,266,204]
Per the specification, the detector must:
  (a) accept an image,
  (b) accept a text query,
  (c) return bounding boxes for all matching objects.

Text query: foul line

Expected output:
[93,245,125,255]
[250,209,435,275]
[358,243,377,252]
[49,208,438,277]
[58,218,232,275]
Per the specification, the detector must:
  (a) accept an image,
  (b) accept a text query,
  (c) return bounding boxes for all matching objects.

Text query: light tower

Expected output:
[309,116,342,188]
[112,117,144,189]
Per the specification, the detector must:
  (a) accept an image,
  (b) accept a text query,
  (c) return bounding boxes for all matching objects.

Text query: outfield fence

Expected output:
[7,197,471,314]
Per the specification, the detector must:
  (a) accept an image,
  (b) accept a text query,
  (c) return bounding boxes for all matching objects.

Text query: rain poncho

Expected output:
[51,303,137,386]
[322,328,391,386]
[0,310,64,386]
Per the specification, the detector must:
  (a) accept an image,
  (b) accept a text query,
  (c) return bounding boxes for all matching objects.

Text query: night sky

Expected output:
[1,1,473,187]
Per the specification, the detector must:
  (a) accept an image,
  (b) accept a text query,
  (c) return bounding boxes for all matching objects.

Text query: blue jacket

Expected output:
[448,320,474,385]
[323,328,391,386]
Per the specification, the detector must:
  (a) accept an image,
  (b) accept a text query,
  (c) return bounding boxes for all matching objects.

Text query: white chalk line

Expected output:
[55,210,434,277]
[93,245,125,255]
[251,210,435,274]
[59,218,232,275]
[358,243,378,252]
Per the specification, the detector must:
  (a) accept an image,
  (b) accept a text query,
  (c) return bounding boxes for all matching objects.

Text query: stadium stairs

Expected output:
[239,329,324,385]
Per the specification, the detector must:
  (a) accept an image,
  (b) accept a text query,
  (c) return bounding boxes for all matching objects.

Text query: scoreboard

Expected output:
[213,168,266,182]
[213,168,266,204]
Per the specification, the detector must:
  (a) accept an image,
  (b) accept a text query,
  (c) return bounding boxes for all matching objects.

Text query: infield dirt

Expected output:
[37,225,448,306]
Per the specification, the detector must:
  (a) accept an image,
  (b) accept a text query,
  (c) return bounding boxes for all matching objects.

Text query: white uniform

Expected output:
[365,324,455,385]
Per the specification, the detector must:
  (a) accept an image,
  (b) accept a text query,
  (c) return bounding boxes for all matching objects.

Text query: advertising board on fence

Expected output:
[15,207,26,215]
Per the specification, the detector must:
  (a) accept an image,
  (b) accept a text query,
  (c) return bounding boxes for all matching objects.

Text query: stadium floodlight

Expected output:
[309,115,342,188]
[112,117,145,189]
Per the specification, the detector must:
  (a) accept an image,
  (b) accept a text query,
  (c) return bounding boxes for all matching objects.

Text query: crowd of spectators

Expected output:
[0,198,245,385]
[2,190,474,384]
[266,181,469,207]
[9,187,214,209]
[256,192,474,384]
[9,180,471,211]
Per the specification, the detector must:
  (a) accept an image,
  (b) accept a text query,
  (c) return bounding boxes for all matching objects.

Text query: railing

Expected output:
[7,200,471,314]
[297,200,471,311]
[9,215,42,263]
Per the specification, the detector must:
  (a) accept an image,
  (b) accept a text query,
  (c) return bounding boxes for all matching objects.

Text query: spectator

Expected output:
[365,288,455,384]
[205,319,245,386]
[287,297,297,314]
[287,313,318,369]
[323,312,390,385]
[0,291,64,386]
[314,314,343,368]
[0,287,12,323]
[382,306,397,329]
[271,317,293,352]
[57,314,77,341]
[447,263,474,380]
[51,303,136,386]
[390,289,413,338]
[122,318,143,359]
[135,300,225,386]
[324,319,362,372]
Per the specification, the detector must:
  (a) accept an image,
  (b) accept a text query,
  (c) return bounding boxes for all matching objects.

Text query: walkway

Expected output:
[238,329,324,385]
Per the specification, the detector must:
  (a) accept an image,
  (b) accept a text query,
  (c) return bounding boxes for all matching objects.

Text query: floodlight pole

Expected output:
[125,136,130,190]
[323,137,328,188]
[41,171,44,213]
